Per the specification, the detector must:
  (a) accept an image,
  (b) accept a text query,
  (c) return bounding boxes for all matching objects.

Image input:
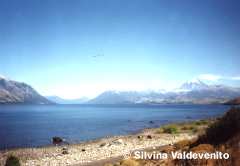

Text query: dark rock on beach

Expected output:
[147,135,152,139]
[52,137,63,145]
[62,147,69,155]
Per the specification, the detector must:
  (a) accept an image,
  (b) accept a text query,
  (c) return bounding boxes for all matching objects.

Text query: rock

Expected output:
[99,142,107,147]
[137,135,143,139]
[81,149,86,152]
[52,137,63,145]
[112,139,124,145]
[62,147,69,155]
[147,135,152,139]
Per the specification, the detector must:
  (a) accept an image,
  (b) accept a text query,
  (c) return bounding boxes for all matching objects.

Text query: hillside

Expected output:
[105,107,240,166]
[224,97,240,105]
[0,76,53,104]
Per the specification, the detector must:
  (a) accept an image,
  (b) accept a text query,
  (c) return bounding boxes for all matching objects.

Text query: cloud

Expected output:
[197,74,222,81]
[230,76,240,80]
[197,74,240,82]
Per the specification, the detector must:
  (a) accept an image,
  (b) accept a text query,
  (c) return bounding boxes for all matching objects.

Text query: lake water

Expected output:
[0,104,230,150]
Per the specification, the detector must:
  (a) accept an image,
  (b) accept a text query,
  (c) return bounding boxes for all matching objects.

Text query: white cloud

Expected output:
[197,74,222,81]
[196,74,240,82]
[230,76,240,80]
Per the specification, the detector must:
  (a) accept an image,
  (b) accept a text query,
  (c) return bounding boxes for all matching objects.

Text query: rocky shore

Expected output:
[0,127,197,166]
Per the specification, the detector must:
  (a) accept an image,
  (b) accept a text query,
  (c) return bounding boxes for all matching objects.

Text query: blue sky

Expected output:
[0,0,240,98]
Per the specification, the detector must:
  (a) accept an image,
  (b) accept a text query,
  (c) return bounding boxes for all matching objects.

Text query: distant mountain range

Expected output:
[46,96,89,104]
[87,80,240,104]
[0,76,53,104]
[0,76,239,105]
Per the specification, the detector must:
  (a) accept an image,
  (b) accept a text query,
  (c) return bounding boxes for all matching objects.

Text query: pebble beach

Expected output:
[0,128,197,166]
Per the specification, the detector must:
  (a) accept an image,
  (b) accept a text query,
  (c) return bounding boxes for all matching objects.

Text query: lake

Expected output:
[0,104,230,150]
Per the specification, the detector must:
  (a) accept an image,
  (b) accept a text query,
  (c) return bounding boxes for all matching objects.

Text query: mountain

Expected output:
[0,76,53,104]
[224,97,240,105]
[87,90,168,104]
[88,81,240,104]
[178,79,209,91]
[46,96,89,104]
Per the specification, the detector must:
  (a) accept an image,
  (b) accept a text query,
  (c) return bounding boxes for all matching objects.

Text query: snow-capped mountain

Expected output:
[177,79,209,91]
[1,75,238,105]
[87,90,166,104]
[88,81,240,104]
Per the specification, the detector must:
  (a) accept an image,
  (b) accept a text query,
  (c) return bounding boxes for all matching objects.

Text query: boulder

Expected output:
[147,135,152,139]
[52,137,63,145]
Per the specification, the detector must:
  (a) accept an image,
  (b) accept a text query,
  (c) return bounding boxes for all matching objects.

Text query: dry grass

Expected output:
[174,139,192,150]
[120,159,139,166]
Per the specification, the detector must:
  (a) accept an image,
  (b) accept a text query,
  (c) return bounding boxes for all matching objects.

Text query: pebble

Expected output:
[23,133,196,166]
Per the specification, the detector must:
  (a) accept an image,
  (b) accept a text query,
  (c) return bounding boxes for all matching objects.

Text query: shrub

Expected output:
[162,125,178,134]
[194,121,202,125]
[5,156,21,166]
[192,127,199,133]
[194,107,240,146]
[181,126,189,130]
[194,120,208,126]
[200,120,209,125]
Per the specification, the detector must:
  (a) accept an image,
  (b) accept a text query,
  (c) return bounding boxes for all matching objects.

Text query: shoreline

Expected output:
[0,119,211,166]
[0,117,215,152]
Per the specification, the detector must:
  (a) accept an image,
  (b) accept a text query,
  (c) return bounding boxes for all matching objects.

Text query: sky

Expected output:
[0,0,240,99]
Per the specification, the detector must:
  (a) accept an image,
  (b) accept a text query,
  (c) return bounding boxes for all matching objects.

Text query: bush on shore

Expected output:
[5,156,21,166]
[156,119,211,135]
[194,107,240,146]
[162,125,178,134]
[157,124,179,134]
